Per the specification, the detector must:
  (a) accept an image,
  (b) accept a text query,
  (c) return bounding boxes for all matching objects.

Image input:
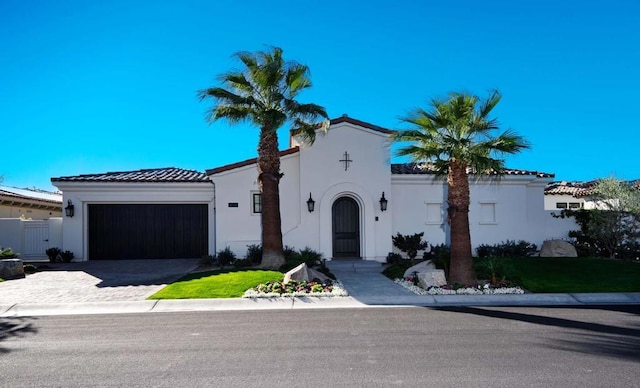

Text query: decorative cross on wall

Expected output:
[339,151,353,171]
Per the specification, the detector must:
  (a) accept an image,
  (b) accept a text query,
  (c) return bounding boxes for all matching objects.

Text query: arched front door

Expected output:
[332,197,360,258]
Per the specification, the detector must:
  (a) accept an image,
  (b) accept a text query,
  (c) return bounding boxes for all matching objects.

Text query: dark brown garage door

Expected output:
[88,204,208,260]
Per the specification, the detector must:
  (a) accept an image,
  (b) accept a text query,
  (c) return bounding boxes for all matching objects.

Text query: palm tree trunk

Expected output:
[447,161,476,285]
[257,127,285,270]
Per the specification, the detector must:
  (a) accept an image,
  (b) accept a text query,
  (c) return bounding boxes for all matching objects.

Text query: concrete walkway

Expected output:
[1,259,639,317]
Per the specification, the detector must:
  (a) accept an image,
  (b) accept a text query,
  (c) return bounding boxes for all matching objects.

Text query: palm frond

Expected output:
[395,89,529,178]
[199,46,327,145]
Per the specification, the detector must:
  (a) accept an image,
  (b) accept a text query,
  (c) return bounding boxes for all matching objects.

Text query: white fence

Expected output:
[0,218,63,260]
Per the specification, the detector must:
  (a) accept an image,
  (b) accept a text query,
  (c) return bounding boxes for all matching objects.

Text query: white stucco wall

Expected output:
[0,204,62,219]
[51,182,215,261]
[291,122,393,261]
[210,151,301,257]
[544,194,586,210]
[391,174,568,253]
[0,218,62,260]
[211,121,394,261]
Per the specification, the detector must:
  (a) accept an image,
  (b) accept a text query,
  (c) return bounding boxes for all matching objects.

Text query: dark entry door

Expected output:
[332,197,360,258]
[88,204,208,260]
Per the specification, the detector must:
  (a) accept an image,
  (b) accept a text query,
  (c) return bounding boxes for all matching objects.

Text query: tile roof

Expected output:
[206,147,300,175]
[391,163,554,178]
[544,181,597,197]
[544,179,640,197]
[51,167,210,183]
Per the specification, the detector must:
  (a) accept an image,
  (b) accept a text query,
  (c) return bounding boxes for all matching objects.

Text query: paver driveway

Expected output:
[0,259,199,304]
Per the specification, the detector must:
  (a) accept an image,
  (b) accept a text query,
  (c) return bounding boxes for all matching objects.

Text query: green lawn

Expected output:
[508,257,640,293]
[384,257,640,293]
[148,269,283,299]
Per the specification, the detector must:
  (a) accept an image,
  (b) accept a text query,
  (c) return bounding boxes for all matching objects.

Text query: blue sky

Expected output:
[2,0,638,191]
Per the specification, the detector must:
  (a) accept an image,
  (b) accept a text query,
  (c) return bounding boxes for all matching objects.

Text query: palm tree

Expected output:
[198,47,328,269]
[395,90,530,284]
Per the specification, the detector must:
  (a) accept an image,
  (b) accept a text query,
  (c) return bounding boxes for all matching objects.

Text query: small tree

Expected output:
[392,232,428,263]
[556,178,640,259]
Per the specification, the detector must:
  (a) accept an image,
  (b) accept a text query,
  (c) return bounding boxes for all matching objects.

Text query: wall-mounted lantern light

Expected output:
[379,192,388,212]
[65,200,75,217]
[306,193,315,212]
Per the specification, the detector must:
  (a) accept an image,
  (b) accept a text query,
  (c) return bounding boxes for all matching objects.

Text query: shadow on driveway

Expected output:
[39,259,199,287]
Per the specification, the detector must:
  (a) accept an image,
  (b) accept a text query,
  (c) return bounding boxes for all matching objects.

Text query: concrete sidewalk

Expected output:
[1,259,639,317]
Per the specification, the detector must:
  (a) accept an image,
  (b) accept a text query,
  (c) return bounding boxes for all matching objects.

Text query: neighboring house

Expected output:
[544,181,593,210]
[0,185,62,219]
[52,116,568,262]
[544,180,640,210]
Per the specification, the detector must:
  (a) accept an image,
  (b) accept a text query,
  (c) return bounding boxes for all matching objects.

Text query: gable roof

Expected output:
[289,115,393,143]
[391,163,554,178]
[206,147,300,175]
[51,167,210,183]
[327,115,394,134]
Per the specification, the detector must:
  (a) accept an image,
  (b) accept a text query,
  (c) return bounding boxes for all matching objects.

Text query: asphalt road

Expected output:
[1,306,639,387]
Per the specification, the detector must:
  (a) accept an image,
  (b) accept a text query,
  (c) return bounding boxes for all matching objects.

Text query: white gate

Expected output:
[23,220,50,259]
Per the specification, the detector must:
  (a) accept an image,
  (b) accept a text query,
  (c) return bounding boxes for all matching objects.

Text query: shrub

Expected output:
[386,252,403,265]
[217,247,236,266]
[23,264,38,274]
[0,246,19,259]
[59,250,74,263]
[279,247,323,272]
[233,258,253,269]
[199,254,218,267]
[45,247,62,262]
[475,240,536,258]
[245,244,262,264]
[429,244,450,277]
[392,232,428,263]
[473,257,514,285]
[382,261,415,279]
[616,240,640,261]
[283,246,297,261]
[298,247,322,266]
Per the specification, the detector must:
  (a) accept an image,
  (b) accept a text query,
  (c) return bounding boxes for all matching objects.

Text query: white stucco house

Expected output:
[52,116,571,262]
[543,181,594,210]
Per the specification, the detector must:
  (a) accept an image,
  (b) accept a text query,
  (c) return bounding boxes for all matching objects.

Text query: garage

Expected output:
[88,204,208,260]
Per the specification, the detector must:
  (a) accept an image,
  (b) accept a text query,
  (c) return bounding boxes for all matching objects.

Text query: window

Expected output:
[425,202,443,224]
[252,192,262,214]
[479,202,496,224]
[555,202,568,209]
[569,202,582,209]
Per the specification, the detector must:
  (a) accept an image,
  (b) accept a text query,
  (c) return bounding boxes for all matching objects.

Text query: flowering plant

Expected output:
[394,278,524,295]
[243,280,348,298]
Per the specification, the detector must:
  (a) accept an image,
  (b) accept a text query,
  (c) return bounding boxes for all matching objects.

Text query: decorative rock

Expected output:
[0,259,25,280]
[417,270,447,288]
[283,263,330,284]
[403,260,436,278]
[540,240,578,257]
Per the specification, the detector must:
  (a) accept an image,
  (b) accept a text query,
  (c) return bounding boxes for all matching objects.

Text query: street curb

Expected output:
[1,294,639,317]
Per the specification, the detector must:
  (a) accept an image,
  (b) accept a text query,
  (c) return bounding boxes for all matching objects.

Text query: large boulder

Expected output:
[540,240,578,257]
[417,270,447,288]
[283,263,330,284]
[0,259,25,280]
[402,260,436,278]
